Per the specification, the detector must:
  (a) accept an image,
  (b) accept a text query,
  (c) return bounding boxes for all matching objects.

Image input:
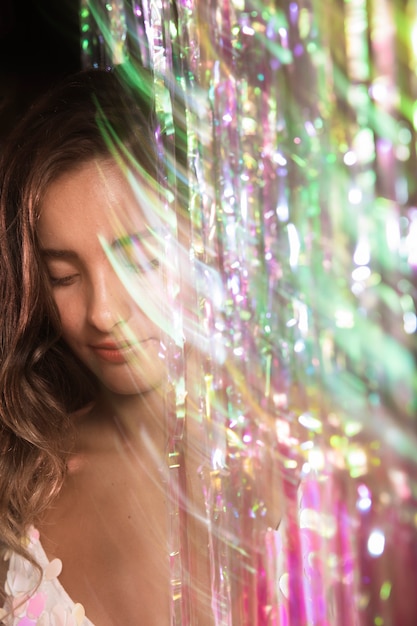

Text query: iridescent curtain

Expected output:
[81,1,417,624]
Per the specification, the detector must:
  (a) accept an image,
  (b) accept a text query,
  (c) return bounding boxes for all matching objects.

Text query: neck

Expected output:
[73,385,167,462]
[105,385,166,448]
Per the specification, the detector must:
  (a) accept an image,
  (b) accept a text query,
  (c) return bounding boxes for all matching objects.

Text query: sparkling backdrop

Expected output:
[82,1,417,624]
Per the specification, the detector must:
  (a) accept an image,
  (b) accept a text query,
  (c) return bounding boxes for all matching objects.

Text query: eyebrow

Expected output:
[40,230,157,259]
[40,249,79,260]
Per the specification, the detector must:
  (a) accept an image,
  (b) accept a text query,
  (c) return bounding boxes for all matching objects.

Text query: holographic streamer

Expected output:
[80,0,128,67]
[176,0,311,622]
[181,1,417,625]
[81,1,417,625]
[82,2,190,624]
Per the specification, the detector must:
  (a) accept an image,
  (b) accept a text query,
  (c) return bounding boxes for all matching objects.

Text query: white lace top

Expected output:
[0,528,94,626]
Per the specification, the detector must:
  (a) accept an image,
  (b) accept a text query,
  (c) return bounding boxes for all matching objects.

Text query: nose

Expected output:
[86,266,131,333]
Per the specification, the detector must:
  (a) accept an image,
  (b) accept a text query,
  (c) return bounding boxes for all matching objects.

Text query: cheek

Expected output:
[121,274,165,329]
[53,295,84,344]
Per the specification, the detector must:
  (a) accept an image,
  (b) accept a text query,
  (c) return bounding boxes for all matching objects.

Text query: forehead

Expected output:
[37,159,161,247]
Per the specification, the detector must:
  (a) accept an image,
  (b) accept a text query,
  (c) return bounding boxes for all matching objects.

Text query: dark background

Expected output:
[0,0,81,141]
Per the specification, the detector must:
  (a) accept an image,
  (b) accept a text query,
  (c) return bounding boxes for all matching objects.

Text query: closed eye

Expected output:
[110,230,163,276]
[49,274,79,287]
[41,248,81,288]
[121,257,160,274]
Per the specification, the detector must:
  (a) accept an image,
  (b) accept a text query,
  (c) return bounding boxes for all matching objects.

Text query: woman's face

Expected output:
[37,159,168,397]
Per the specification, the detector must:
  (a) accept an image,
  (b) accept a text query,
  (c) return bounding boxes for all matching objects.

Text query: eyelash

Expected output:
[49,258,160,286]
[48,250,161,289]
[49,274,78,287]
[122,258,161,273]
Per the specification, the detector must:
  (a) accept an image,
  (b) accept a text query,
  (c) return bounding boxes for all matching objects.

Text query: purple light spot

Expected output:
[294,43,304,57]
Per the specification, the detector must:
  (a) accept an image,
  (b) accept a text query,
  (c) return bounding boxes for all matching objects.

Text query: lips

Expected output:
[90,339,156,364]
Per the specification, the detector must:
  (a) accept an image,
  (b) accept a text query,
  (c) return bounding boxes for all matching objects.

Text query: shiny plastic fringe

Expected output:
[82,1,417,625]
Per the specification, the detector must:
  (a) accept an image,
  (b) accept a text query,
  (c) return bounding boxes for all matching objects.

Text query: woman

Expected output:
[0,67,213,626]
[0,66,284,626]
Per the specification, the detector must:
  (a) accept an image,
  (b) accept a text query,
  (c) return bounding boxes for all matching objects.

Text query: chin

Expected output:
[99,364,166,397]
[104,383,163,397]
